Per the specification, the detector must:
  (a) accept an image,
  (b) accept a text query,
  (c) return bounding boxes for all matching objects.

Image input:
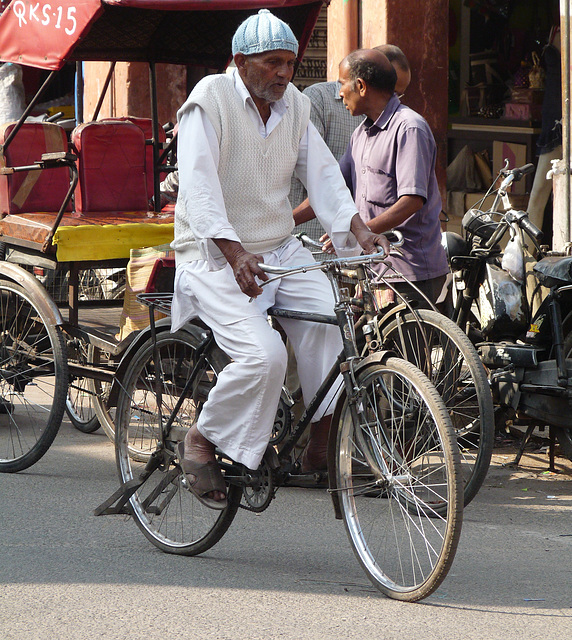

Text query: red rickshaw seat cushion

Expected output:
[101,117,167,198]
[71,121,149,213]
[0,122,71,215]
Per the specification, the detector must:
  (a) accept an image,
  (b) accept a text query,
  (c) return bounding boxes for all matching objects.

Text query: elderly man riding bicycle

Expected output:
[170,9,387,509]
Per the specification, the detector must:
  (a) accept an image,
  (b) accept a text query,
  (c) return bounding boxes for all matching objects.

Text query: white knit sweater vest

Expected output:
[173,74,311,263]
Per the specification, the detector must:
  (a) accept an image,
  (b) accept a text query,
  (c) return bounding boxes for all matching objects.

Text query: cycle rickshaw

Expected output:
[0,0,326,472]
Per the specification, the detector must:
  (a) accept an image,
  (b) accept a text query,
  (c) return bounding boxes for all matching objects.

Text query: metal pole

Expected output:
[149,61,161,213]
[75,62,84,125]
[563,0,571,246]
[91,62,116,121]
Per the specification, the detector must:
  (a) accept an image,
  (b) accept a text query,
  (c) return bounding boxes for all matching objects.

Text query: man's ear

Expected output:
[356,78,366,96]
[234,53,246,71]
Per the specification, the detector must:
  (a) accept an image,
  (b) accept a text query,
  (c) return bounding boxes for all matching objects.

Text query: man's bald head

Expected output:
[374,44,411,95]
[340,49,397,95]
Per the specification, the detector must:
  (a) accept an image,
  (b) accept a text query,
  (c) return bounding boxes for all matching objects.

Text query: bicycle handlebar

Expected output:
[511,210,544,241]
[498,163,535,192]
[255,246,387,296]
[259,245,387,274]
[296,229,404,250]
[481,209,543,252]
[500,163,535,181]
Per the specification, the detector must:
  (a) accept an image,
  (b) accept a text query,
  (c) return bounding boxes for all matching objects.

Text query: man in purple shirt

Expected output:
[295,49,449,307]
[337,48,449,306]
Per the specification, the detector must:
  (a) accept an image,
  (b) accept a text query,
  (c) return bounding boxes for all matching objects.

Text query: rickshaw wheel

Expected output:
[66,337,100,433]
[0,279,68,472]
[87,344,116,440]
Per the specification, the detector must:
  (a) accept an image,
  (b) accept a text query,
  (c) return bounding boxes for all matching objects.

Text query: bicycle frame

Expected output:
[133,253,395,484]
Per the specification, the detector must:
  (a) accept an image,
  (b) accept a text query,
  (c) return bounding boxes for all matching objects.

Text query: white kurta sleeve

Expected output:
[176,103,241,269]
[294,121,359,255]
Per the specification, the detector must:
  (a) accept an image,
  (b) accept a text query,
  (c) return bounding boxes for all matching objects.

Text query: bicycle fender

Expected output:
[107,319,211,408]
[375,302,412,333]
[0,261,64,326]
[328,350,396,520]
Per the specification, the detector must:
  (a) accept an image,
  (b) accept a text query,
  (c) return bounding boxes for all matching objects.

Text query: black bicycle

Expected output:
[97,248,463,602]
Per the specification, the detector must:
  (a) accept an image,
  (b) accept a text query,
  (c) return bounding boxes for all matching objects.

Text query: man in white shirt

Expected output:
[171,9,387,509]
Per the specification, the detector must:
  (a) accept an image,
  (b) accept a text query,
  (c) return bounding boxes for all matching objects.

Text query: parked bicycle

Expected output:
[443,161,572,463]
[97,248,463,602]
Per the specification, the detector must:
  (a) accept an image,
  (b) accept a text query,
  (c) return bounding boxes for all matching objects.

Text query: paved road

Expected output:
[1,420,571,640]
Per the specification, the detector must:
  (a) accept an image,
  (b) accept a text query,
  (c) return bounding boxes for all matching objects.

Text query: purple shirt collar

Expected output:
[364,94,401,133]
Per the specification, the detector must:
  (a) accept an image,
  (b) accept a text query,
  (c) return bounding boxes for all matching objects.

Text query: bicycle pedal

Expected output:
[285,471,328,488]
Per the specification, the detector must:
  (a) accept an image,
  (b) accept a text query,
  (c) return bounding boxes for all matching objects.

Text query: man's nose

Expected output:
[277,63,292,78]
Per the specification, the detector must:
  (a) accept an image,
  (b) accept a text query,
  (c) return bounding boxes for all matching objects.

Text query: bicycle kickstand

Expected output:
[93,450,163,516]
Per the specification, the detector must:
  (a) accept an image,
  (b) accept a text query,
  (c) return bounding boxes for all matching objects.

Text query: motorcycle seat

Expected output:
[533,256,572,288]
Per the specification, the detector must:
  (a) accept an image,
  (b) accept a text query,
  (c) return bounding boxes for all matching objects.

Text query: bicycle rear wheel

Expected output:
[115,328,240,555]
[380,309,494,508]
[336,357,463,602]
[0,280,68,472]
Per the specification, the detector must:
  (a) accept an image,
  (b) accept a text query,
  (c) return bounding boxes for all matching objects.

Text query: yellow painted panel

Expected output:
[53,223,174,262]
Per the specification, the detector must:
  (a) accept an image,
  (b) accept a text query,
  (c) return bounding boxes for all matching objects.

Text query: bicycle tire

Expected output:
[336,357,463,602]
[87,345,117,443]
[553,331,572,461]
[380,309,494,508]
[66,337,100,433]
[0,280,68,472]
[115,328,241,555]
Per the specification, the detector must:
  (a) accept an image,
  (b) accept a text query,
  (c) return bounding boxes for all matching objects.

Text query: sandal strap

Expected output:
[180,458,227,499]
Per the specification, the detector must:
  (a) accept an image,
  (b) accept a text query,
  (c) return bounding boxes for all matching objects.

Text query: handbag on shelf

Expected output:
[528,51,545,90]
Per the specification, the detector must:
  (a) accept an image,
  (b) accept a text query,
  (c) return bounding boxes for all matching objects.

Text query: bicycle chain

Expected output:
[240,458,277,513]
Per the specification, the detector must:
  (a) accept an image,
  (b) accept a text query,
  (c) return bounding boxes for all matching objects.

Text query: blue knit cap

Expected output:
[232,9,299,56]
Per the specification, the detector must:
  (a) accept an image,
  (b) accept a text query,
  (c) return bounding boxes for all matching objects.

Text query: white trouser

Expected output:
[171,237,343,469]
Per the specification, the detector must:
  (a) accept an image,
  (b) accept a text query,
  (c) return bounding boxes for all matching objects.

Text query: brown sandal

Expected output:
[177,442,228,510]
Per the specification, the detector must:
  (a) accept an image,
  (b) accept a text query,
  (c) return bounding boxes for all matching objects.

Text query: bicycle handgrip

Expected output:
[45,111,64,123]
[296,232,322,249]
[507,163,535,181]
[382,229,404,247]
[519,213,543,241]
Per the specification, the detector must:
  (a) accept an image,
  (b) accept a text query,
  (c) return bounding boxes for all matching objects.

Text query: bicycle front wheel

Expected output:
[380,309,494,507]
[0,280,68,472]
[336,357,463,602]
[115,329,240,555]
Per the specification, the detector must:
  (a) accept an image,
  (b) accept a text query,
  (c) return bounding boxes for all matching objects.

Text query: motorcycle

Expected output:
[443,162,572,463]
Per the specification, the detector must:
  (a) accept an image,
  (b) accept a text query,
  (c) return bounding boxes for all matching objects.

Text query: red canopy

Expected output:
[0,0,324,70]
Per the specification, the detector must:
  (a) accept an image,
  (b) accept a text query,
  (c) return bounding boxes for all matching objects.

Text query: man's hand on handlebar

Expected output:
[214,239,268,298]
[350,214,390,255]
[319,214,391,256]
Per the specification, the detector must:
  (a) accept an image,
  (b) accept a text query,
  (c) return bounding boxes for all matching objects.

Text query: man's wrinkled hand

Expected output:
[350,214,390,255]
[228,249,267,298]
[355,229,390,255]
